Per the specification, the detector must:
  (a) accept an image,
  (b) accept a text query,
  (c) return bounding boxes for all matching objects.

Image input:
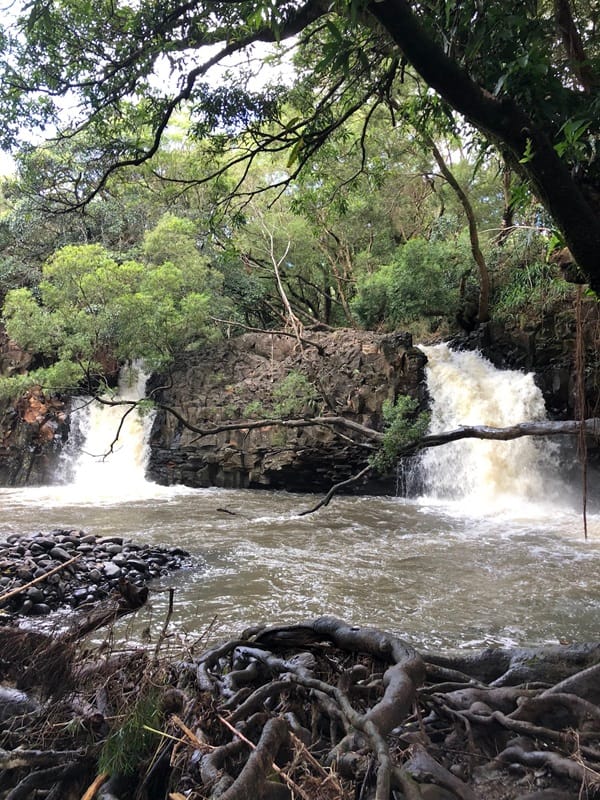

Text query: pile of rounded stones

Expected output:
[0,529,190,616]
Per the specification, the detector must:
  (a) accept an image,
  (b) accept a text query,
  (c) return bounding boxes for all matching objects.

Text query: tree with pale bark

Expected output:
[1,0,600,292]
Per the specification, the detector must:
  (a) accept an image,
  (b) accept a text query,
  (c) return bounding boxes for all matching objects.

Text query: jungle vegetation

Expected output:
[0,0,596,399]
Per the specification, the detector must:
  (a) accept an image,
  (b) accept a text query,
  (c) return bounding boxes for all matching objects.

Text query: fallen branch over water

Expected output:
[93,399,600,451]
[415,417,600,451]
[296,417,600,514]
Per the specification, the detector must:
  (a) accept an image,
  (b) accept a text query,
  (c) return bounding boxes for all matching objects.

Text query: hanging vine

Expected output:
[574,285,588,538]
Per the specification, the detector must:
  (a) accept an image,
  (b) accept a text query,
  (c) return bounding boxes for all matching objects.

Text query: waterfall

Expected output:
[416,343,558,514]
[58,363,156,501]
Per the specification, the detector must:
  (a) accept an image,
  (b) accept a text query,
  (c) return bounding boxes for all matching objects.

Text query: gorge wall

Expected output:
[147,329,426,493]
[0,308,597,490]
[0,328,69,485]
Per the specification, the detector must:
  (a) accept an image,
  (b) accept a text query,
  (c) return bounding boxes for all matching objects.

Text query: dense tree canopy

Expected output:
[0,216,222,397]
[1,0,600,291]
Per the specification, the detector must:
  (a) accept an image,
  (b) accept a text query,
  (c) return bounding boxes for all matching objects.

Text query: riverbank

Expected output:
[0,529,191,616]
[0,606,598,800]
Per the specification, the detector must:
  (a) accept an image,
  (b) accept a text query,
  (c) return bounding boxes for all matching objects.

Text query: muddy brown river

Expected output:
[1,344,598,649]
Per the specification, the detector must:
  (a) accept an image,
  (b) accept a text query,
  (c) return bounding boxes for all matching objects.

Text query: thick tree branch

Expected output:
[366,0,600,291]
[414,418,600,452]
[554,0,595,91]
[96,393,600,453]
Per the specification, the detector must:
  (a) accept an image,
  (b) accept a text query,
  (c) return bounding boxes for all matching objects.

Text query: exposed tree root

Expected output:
[1,613,600,799]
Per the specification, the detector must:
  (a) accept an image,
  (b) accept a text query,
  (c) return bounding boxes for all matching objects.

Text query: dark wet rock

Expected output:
[103,562,122,580]
[126,558,149,573]
[29,603,51,616]
[148,329,427,493]
[26,587,45,603]
[72,587,90,604]
[36,538,59,550]
[49,546,73,562]
[0,529,193,616]
[97,536,124,546]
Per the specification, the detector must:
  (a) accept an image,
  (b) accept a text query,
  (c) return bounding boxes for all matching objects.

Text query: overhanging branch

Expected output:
[412,418,600,454]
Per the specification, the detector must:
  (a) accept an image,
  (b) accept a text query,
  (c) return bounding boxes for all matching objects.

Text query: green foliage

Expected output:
[494,260,575,321]
[1,0,600,295]
[0,362,84,401]
[98,689,160,777]
[0,256,41,301]
[243,399,266,418]
[370,396,430,474]
[352,237,470,329]
[489,229,576,322]
[272,371,320,418]
[1,227,222,396]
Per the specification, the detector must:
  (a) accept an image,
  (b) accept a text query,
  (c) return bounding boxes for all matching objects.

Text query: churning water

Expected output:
[417,344,562,514]
[0,349,598,649]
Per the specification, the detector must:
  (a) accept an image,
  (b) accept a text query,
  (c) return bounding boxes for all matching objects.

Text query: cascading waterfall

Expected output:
[58,362,156,501]
[416,343,558,514]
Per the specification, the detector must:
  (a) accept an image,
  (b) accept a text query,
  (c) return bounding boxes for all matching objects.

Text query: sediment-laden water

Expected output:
[0,350,598,649]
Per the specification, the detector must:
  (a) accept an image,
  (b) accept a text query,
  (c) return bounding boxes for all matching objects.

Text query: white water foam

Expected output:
[416,344,567,518]
[45,362,190,504]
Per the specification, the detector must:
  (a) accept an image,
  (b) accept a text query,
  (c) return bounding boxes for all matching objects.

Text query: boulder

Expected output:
[148,329,427,492]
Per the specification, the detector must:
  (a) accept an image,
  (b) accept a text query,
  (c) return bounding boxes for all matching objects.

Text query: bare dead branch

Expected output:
[298,464,373,515]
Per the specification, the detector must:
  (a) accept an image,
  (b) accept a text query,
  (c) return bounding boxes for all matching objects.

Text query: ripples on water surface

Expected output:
[1,485,598,650]
[2,349,598,650]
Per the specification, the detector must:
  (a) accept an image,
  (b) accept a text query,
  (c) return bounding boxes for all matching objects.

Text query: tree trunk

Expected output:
[426,136,491,323]
[367,0,600,292]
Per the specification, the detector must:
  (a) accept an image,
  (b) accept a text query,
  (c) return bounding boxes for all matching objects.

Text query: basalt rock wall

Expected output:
[147,329,427,493]
[0,328,70,486]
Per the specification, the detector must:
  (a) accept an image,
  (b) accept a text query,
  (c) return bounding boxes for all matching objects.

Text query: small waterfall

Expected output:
[59,363,156,501]
[417,343,557,514]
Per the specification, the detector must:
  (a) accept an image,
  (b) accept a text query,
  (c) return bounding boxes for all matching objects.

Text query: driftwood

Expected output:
[0,554,82,608]
[1,614,600,800]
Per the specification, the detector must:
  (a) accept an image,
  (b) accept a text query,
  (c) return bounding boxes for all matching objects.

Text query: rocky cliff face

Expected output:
[460,297,600,419]
[1,310,596,491]
[0,388,69,485]
[0,329,70,485]
[147,329,427,493]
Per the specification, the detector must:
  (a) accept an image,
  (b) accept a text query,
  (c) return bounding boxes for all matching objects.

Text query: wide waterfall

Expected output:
[57,363,158,501]
[0,342,598,648]
[416,343,561,515]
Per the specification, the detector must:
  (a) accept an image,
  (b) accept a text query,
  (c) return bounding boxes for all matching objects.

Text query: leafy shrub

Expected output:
[0,362,83,401]
[272,371,320,418]
[243,400,265,418]
[490,230,576,321]
[352,236,469,329]
[370,396,430,474]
